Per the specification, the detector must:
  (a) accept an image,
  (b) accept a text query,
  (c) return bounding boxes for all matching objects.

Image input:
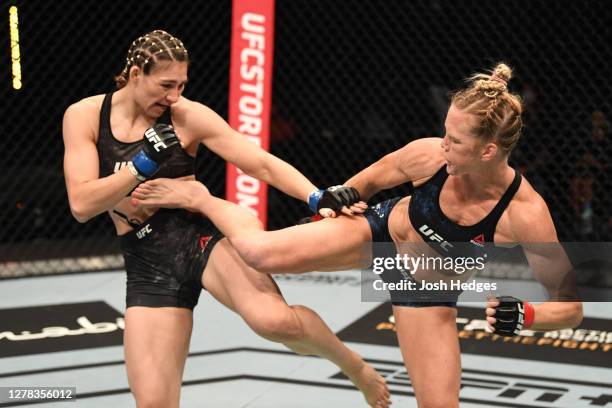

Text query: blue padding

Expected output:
[308,189,324,213]
[131,150,159,178]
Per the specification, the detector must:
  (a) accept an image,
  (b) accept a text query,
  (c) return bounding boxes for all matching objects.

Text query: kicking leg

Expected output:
[202,239,390,407]
[132,178,373,274]
[132,179,263,239]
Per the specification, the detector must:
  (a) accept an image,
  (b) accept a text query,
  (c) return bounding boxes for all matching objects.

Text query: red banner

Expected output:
[226,0,275,227]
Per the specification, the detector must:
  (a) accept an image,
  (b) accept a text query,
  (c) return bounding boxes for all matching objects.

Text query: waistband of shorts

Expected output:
[119,208,192,246]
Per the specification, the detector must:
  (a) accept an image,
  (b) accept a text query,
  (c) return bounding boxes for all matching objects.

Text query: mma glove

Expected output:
[130,124,181,180]
[308,185,361,214]
[491,295,535,337]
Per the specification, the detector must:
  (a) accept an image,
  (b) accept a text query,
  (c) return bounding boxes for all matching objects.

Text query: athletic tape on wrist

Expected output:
[127,161,146,182]
[308,189,324,213]
[131,150,159,178]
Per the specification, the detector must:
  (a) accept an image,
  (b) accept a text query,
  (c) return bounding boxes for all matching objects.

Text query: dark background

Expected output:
[0,1,610,266]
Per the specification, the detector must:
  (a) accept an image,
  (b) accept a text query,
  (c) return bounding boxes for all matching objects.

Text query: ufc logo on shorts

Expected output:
[144,128,167,152]
[136,224,153,239]
[419,224,454,252]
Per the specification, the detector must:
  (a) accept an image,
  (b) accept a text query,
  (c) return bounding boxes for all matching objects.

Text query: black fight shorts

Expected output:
[120,208,223,310]
[364,197,457,308]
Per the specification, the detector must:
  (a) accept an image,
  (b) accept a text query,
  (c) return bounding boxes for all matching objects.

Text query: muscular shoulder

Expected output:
[167,97,217,128]
[167,97,228,149]
[65,94,105,117]
[507,177,557,242]
[398,137,445,186]
[172,96,227,132]
[63,94,105,142]
[168,96,208,117]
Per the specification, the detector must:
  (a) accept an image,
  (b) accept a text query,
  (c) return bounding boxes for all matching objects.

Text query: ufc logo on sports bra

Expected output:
[144,127,167,152]
[419,224,454,252]
[136,224,153,239]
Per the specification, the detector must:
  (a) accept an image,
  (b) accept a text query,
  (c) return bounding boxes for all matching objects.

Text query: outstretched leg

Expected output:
[132,179,263,238]
[132,179,373,274]
[203,238,391,407]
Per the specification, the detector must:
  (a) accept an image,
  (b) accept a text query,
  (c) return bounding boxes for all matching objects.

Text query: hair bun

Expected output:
[489,63,512,87]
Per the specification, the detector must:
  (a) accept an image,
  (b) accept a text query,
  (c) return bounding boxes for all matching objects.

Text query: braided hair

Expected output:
[451,63,523,154]
[114,30,189,89]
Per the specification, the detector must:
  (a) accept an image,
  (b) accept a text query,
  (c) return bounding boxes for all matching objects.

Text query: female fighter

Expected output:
[63,30,389,408]
[133,63,582,408]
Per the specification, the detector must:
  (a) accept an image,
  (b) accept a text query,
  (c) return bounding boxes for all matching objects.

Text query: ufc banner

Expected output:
[226,0,275,227]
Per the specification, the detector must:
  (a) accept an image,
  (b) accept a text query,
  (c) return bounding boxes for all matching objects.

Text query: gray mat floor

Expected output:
[0,270,610,407]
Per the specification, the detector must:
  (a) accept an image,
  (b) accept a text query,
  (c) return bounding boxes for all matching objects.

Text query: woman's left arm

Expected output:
[510,195,583,330]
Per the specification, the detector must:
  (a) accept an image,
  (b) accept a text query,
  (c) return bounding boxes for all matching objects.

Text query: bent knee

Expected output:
[231,236,267,271]
[248,308,304,343]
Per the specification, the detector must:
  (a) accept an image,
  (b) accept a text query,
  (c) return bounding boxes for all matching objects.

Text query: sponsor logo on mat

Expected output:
[337,304,612,368]
[337,304,612,406]
[0,301,124,357]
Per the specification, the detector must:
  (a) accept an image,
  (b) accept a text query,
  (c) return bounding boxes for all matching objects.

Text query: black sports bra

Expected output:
[409,165,521,258]
[96,92,194,179]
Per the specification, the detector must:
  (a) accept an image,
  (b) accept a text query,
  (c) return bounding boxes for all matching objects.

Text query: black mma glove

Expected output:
[491,295,535,337]
[130,124,181,180]
[308,185,361,214]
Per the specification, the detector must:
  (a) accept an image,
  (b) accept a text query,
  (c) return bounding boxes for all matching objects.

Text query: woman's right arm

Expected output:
[345,137,445,200]
[63,102,140,222]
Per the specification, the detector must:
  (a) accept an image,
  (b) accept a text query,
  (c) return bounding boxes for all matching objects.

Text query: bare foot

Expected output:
[344,354,391,407]
[131,178,210,212]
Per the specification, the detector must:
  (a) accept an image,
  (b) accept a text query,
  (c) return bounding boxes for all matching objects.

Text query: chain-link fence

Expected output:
[0,0,231,275]
[1,0,610,278]
[269,0,612,240]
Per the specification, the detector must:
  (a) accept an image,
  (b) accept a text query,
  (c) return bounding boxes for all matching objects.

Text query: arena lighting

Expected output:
[9,6,22,90]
